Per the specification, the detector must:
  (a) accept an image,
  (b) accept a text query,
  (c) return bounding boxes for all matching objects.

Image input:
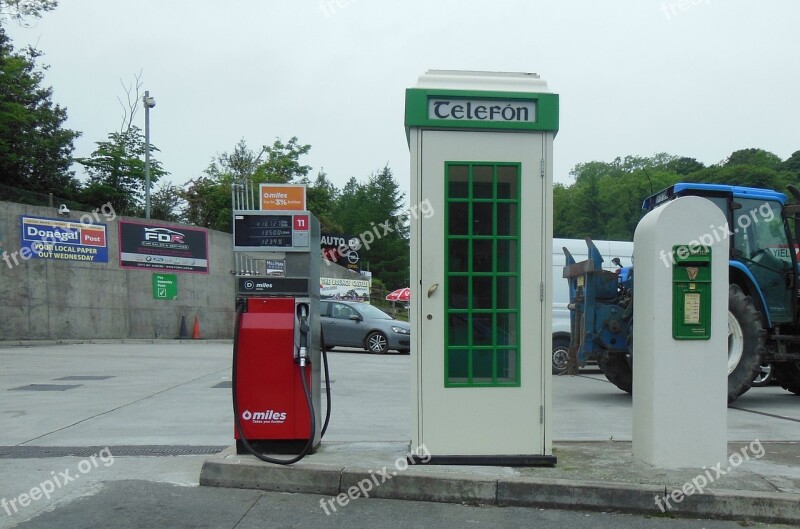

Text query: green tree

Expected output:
[597,169,677,239]
[561,161,610,238]
[208,138,264,182]
[181,174,232,231]
[685,164,787,190]
[685,148,791,190]
[555,154,685,240]
[0,0,57,26]
[725,148,783,170]
[552,183,576,237]
[0,27,80,197]
[182,137,312,231]
[76,126,167,215]
[302,170,342,233]
[781,151,800,180]
[149,181,183,222]
[332,165,409,288]
[667,156,705,176]
[554,149,800,241]
[332,176,366,231]
[75,72,175,217]
[255,137,311,183]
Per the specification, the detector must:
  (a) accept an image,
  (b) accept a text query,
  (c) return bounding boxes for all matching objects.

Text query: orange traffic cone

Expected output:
[192,316,201,339]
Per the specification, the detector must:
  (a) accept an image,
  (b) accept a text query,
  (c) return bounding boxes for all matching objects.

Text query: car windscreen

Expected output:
[354,303,393,320]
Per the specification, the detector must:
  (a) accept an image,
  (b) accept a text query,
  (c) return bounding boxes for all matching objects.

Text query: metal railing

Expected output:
[231,180,263,276]
[0,183,92,212]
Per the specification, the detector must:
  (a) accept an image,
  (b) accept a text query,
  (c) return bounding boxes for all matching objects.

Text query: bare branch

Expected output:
[117,69,143,132]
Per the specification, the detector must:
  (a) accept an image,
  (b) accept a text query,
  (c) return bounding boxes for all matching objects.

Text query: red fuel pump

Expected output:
[230,205,329,465]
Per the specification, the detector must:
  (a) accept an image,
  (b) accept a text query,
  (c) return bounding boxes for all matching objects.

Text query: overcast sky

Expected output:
[6,0,800,203]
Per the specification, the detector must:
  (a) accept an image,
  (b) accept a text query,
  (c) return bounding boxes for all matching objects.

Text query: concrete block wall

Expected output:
[0,200,235,340]
[0,200,365,340]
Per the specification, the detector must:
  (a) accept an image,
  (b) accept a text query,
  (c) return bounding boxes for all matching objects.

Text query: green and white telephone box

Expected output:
[405,70,558,465]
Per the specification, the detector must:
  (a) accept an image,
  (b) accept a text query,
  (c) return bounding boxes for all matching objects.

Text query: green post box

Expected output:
[672,245,711,340]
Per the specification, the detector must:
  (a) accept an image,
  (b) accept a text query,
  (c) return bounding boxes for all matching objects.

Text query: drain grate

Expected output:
[0,445,227,459]
[54,376,115,381]
[9,384,82,391]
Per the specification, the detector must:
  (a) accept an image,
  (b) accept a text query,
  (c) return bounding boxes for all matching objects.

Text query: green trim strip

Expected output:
[406,88,559,132]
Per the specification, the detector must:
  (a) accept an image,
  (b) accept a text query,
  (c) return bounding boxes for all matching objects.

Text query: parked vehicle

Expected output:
[320,300,410,354]
[564,183,800,402]
[552,238,633,374]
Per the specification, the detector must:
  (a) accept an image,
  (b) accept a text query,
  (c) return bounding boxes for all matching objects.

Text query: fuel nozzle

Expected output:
[297,303,310,366]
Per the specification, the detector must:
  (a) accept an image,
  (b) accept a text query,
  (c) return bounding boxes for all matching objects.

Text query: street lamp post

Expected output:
[142,91,156,219]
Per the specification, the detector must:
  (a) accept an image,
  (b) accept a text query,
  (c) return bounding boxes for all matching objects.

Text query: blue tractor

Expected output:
[563,183,800,403]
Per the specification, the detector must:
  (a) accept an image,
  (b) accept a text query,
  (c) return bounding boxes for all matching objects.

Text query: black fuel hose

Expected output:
[321,337,331,438]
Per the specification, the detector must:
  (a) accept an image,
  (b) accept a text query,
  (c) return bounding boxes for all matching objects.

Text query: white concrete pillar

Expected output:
[633,196,728,468]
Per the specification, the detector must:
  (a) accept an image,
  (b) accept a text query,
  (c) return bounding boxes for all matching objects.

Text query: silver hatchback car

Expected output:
[320,300,410,354]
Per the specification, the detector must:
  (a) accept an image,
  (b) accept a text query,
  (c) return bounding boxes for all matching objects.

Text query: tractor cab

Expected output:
[642,183,800,329]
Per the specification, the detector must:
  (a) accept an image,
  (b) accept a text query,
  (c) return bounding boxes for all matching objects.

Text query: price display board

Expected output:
[233,212,310,251]
[235,214,292,247]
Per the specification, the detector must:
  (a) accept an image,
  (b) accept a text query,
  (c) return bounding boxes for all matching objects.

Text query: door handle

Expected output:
[427,283,439,298]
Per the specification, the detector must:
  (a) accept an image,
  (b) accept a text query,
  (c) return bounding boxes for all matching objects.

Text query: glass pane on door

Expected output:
[444,162,521,386]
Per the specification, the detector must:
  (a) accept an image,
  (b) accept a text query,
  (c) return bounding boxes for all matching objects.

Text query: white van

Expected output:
[551,238,634,374]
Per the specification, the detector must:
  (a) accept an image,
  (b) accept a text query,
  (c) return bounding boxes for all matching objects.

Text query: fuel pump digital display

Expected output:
[234,214,293,248]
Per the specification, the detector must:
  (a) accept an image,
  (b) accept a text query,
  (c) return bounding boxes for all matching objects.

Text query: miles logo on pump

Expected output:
[241,410,288,424]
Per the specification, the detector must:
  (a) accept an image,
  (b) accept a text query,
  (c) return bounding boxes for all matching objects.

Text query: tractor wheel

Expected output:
[598,353,632,394]
[727,285,766,403]
[773,362,800,395]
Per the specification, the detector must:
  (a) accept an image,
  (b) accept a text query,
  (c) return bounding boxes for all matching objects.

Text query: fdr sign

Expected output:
[119,221,209,273]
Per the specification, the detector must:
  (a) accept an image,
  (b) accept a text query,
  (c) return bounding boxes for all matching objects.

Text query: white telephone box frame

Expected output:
[406,70,559,465]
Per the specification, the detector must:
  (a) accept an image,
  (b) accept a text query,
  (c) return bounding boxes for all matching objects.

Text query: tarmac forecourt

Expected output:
[1,341,798,525]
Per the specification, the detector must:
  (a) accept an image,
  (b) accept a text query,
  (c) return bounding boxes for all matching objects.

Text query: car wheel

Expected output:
[751,364,773,387]
[552,336,570,375]
[366,331,389,354]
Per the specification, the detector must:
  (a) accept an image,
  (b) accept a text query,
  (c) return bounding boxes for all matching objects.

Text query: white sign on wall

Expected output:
[320,277,371,302]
